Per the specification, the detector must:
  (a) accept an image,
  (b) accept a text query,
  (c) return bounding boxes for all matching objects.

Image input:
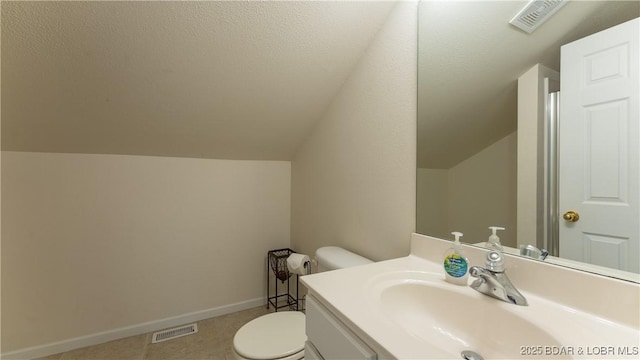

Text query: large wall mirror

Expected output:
[417,1,639,282]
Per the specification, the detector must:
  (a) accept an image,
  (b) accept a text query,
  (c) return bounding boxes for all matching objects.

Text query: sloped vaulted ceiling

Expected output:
[1,1,397,160]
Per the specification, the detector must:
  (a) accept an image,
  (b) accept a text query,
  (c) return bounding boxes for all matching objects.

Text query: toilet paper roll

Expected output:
[287,253,310,275]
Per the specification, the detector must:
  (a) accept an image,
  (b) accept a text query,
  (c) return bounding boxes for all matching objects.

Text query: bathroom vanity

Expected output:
[301,233,640,359]
[304,296,379,360]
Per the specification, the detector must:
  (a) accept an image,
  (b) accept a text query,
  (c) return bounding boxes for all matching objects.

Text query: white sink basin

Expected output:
[367,271,566,359]
[302,238,639,359]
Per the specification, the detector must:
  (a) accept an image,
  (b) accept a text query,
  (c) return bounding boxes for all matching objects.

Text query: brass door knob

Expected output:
[563,210,580,222]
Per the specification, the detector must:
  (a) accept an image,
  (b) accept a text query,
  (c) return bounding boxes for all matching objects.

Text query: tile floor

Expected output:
[36,306,272,360]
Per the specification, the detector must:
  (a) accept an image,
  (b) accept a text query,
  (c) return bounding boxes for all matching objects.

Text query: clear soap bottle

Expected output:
[486,226,505,252]
[443,232,469,285]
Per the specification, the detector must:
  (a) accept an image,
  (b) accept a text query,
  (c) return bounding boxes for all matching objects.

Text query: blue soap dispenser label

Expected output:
[444,254,468,278]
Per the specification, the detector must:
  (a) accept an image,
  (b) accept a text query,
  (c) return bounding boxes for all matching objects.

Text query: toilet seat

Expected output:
[233,311,306,360]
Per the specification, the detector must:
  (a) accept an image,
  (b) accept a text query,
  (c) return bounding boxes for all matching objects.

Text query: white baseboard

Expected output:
[1,297,264,360]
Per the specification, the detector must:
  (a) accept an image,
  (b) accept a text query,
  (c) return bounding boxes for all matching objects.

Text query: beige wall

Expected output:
[291,2,417,262]
[416,168,448,238]
[447,132,518,248]
[2,1,418,354]
[1,95,3,357]
[1,151,290,352]
[417,132,517,247]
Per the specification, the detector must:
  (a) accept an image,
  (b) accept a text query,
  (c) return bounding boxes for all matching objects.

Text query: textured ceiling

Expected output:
[1,1,396,160]
[418,0,640,169]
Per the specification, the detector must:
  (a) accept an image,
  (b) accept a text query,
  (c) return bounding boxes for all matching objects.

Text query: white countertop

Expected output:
[301,234,640,359]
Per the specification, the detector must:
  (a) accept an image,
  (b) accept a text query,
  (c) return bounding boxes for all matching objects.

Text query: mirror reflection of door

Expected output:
[559,18,639,273]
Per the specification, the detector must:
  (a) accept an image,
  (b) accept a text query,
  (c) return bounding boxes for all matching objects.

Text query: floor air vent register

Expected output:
[151,323,198,344]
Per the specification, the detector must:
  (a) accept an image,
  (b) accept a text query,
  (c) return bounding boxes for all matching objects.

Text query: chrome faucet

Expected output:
[469,251,528,306]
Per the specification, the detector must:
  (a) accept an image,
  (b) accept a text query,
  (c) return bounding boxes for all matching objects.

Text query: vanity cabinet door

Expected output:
[305,295,377,360]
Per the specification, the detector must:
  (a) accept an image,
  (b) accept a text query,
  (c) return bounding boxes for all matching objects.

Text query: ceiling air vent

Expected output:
[509,0,567,34]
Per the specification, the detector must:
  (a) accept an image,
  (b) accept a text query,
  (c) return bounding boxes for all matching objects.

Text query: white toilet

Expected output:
[232,246,372,360]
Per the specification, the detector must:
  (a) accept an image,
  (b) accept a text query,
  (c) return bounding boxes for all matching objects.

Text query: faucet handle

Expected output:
[485,250,505,272]
[540,249,549,260]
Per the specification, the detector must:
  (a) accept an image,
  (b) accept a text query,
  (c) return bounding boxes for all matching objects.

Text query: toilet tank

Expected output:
[315,246,372,272]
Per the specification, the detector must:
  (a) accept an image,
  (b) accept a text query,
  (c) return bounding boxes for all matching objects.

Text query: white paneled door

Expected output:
[559,18,639,273]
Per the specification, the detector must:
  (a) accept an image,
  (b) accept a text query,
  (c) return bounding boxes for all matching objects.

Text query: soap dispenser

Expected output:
[486,226,505,252]
[443,232,469,285]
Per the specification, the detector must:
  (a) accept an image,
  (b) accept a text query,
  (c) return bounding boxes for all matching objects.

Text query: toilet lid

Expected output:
[234,312,306,360]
